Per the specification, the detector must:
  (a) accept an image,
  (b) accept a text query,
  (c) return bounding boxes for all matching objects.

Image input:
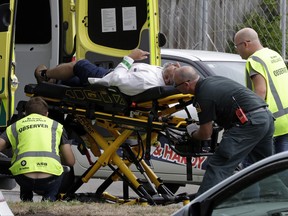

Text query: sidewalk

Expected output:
[2,179,199,202]
[0,191,14,216]
[2,179,122,202]
[2,184,42,202]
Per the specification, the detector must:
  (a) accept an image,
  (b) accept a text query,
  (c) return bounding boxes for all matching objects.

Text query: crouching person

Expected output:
[173,66,275,197]
[0,97,75,201]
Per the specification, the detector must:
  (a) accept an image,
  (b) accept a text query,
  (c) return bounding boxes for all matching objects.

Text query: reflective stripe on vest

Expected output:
[10,120,61,165]
[248,56,288,118]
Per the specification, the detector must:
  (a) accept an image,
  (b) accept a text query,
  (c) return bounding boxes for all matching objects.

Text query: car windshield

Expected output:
[212,169,288,216]
[202,61,246,86]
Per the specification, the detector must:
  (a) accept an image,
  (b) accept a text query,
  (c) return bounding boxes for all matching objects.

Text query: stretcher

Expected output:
[23,82,220,205]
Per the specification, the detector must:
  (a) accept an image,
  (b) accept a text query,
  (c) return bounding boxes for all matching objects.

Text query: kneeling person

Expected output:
[0,97,75,201]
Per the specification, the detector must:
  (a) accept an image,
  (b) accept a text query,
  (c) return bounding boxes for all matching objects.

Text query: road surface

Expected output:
[2,179,199,202]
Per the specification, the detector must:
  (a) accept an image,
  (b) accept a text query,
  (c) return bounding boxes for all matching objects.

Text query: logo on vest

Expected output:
[37,162,48,167]
[20,160,27,166]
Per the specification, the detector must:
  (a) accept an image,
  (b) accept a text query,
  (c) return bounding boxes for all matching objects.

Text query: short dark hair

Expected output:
[25,97,48,116]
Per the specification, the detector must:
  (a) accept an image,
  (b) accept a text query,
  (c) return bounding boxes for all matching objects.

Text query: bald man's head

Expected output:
[234,27,263,59]
[173,66,199,94]
[234,27,259,42]
[175,66,198,82]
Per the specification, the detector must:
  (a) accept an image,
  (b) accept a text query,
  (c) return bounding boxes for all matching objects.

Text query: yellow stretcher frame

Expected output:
[24,83,205,205]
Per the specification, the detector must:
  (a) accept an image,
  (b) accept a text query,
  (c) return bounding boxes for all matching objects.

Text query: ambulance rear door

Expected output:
[0,1,17,130]
[13,0,77,114]
[75,0,162,68]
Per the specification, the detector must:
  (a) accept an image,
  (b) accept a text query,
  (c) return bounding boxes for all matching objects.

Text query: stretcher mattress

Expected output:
[24,83,183,114]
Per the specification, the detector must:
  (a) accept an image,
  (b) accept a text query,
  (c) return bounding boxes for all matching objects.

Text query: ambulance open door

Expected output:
[0,1,17,130]
[75,0,161,68]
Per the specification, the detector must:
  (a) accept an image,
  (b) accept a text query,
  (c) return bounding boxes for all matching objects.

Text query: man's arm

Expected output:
[105,49,150,94]
[60,143,75,166]
[0,138,7,151]
[116,48,150,70]
[59,129,75,166]
[128,49,149,61]
[0,132,10,152]
[251,74,267,100]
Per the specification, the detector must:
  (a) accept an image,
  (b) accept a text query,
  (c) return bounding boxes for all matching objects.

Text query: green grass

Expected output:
[8,201,182,216]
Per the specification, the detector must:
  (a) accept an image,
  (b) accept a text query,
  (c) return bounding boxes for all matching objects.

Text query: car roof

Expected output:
[161,48,245,62]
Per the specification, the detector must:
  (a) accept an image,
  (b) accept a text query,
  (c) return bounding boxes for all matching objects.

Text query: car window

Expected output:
[161,57,246,86]
[203,62,246,86]
[202,61,246,86]
[161,59,205,78]
[212,169,288,215]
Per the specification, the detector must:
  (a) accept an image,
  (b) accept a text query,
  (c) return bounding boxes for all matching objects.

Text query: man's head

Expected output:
[234,27,263,59]
[173,66,200,94]
[162,62,181,85]
[25,96,49,116]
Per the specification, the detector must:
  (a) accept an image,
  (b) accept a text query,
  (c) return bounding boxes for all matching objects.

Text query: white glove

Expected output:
[186,123,199,136]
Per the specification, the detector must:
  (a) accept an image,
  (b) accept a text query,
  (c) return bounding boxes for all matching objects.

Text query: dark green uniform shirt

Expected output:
[193,76,267,129]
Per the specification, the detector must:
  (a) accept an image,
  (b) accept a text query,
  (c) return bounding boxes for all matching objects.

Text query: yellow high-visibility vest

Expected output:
[6,113,64,176]
[246,48,288,137]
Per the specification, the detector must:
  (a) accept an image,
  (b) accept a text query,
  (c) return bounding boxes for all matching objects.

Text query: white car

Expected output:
[69,49,246,193]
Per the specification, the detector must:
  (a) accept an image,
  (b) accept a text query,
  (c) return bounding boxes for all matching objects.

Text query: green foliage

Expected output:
[227,0,284,56]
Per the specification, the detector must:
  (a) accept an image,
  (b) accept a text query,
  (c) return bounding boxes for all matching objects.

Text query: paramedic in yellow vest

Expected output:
[0,97,75,201]
[234,27,288,154]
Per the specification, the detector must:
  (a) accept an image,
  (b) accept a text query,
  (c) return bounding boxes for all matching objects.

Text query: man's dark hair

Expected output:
[25,96,48,116]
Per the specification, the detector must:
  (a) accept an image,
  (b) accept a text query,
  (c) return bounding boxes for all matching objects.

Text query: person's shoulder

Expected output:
[206,75,226,81]
[258,47,278,55]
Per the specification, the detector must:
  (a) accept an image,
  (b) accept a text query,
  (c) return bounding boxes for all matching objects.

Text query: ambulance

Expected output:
[0,0,207,194]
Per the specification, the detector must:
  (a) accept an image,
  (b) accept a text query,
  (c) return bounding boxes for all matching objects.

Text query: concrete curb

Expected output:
[0,191,14,216]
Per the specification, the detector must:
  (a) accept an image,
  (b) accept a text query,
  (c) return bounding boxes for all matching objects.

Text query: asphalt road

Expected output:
[2,179,199,202]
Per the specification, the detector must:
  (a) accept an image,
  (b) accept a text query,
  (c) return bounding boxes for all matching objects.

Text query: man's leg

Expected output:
[35,61,76,83]
[196,130,244,196]
[73,59,109,85]
[35,60,109,86]
[196,111,273,196]
[14,175,34,202]
[274,133,288,153]
[245,110,274,164]
[59,76,81,86]
[20,187,33,202]
[33,175,64,202]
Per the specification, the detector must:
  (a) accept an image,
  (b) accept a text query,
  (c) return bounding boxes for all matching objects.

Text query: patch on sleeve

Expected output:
[194,102,202,113]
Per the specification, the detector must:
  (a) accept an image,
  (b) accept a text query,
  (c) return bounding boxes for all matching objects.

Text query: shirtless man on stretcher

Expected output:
[34,49,181,96]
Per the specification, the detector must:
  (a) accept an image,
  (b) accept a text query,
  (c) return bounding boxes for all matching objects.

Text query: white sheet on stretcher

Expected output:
[88,77,109,86]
